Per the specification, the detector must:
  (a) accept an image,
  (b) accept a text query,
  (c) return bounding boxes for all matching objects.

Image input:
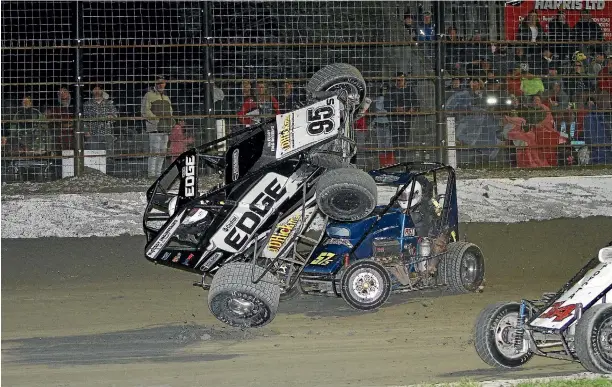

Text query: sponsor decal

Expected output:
[172,253,182,263]
[540,302,577,322]
[404,228,415,237]
[310,252,336,266]
[211,173,297,253]
[201,251,224,271]
[232,149,239,181]
[183,253,195,265]
[267,126,276,152]
[267,214,302,253]
[279,114,294,151]
[567,264,608,300]
[404,243,417,256]
[183,155,196,197]
[161,252,171,261]
[145,209,186,259]
[374,174,400,183]
[222,215,239,232]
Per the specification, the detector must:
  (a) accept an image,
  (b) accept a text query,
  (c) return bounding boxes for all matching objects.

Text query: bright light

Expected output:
[505,99,513,105]
[486,97,498,105]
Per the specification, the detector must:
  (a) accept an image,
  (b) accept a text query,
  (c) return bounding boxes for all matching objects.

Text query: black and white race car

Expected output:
[142,63,377,328]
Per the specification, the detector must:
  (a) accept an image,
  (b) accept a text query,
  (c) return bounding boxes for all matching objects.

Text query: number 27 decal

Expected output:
[540,302,576,322]
[311,252,335,265]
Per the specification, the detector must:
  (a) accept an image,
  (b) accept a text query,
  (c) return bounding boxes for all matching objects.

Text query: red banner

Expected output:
[505,0,612,40]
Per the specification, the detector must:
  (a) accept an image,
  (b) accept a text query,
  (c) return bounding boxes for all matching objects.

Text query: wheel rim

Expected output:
[494,311,528,359]
[461,251,480,287]
[326,82,362,106]
[227,296,255,316]
[597,314,612,363]
[349,269,382,302]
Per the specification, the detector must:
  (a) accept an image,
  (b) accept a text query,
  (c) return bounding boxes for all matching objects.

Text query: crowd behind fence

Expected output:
[1,1,612,183]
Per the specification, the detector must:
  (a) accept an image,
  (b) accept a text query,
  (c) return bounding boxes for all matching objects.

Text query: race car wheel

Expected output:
[474,302,534,369]
[315,168,377,222]
[307,63,367,110]
[340,260,391,311]
[208,262,280,328]
[439,241,485,294]
[575,303,612,374]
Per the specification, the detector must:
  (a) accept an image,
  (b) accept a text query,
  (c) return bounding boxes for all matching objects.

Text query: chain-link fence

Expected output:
[2,1,612,183]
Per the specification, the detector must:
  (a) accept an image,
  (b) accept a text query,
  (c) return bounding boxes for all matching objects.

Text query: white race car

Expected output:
[473,242,612,374]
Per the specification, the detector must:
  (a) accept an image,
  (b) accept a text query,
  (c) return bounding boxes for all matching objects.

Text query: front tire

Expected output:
[208,262,280,328]
[439,242,485,294]
[575,303,612,374]
[474,302,534,369]
[315,168,377,222]
[340,260,391,311]
[307,63,367,109]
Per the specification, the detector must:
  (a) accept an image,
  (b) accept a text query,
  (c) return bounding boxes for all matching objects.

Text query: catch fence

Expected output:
[2,0,612,182]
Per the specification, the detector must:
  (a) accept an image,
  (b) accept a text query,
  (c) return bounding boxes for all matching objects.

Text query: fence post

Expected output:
[73,0,84,176]
[201,1,214,148]
[434,1,446,164]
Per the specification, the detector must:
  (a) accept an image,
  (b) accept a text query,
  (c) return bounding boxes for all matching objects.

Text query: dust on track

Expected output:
[2,217,612,387]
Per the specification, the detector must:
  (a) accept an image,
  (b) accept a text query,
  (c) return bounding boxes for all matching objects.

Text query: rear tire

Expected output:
[439,242,485,294]
[315,168,377,222]
[474,302,534,369]
[575,303,612,374]
[307,63,367,109]
[208,262,280,328]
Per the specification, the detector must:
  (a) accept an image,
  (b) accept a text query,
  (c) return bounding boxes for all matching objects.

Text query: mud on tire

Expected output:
[315,168,377,222]
[474,302,534,369]
[307,63,367,110]
[574,303,612,374]
[208,262,281,328]
[341,260,391,311]
[439,241,485,294]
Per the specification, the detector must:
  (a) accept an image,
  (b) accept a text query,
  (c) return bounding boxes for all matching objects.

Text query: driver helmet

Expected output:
[397,180,423,210]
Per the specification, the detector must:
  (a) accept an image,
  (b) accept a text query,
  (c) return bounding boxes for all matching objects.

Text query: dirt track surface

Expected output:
[3,217,612,387]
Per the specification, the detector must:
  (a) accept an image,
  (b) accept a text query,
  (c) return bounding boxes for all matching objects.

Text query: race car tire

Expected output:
[340,259,391,311]
[208,262,280,328]
[474,302,534,369]
[575,303,612,374]
[315,168,377,222]
[439,241,485,294]
[307,63,367,109]
[308,153,355,169]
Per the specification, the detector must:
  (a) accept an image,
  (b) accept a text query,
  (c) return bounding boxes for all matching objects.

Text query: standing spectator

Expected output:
[168,118,194,162]
[565,61,594,103]
[588,48,606,76]
[45,87,74,151]
[141,76,173,178]
[385,72,417,155]
[370,83,395,167]
[403,12,417,42]
[547,10,572,59]
[573,9,604,49]
[279,80,299,113]
[9,95,49,154]
[83,85,118,155]
[517,10,545,55]
[237,80,280,126]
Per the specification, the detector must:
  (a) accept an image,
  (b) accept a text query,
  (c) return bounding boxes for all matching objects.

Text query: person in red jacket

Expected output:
[237,80,280,126]
[168,119,194,162]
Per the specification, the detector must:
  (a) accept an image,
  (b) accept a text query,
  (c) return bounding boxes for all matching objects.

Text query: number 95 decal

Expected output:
[307,98,335,136]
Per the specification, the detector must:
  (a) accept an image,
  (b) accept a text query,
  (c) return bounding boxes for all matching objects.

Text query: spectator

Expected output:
[369,83,395,167]
[573,9,604,46]
[141,76,173,178]
[83,85,118,155]
[517,10,545,55]
[403,12,417,41]
[385,72,417,152]
[45,87,74,151]
[588,48,606,76]
[565,61,594,102]
[546,10,572,59]
[597,56,612,94]
[279,80,299,113]
[237,80,280,126]
[543,81,570,112]
[582,95,612,164]
[520,67,545,100]
[444,26,464,76]
[168,118,194,162]
[416,11,435,41]
[530,47,558,76]
[9,95,49,155]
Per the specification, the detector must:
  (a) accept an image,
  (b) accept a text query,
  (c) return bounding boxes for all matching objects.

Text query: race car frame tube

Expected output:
[343,162,459,266]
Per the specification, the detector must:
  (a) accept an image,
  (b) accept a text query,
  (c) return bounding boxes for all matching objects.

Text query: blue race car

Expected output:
[292,162,486,310]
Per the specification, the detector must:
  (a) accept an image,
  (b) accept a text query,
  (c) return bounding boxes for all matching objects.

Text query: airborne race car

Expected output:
[142,63,486,328]
[474,243,612,374]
